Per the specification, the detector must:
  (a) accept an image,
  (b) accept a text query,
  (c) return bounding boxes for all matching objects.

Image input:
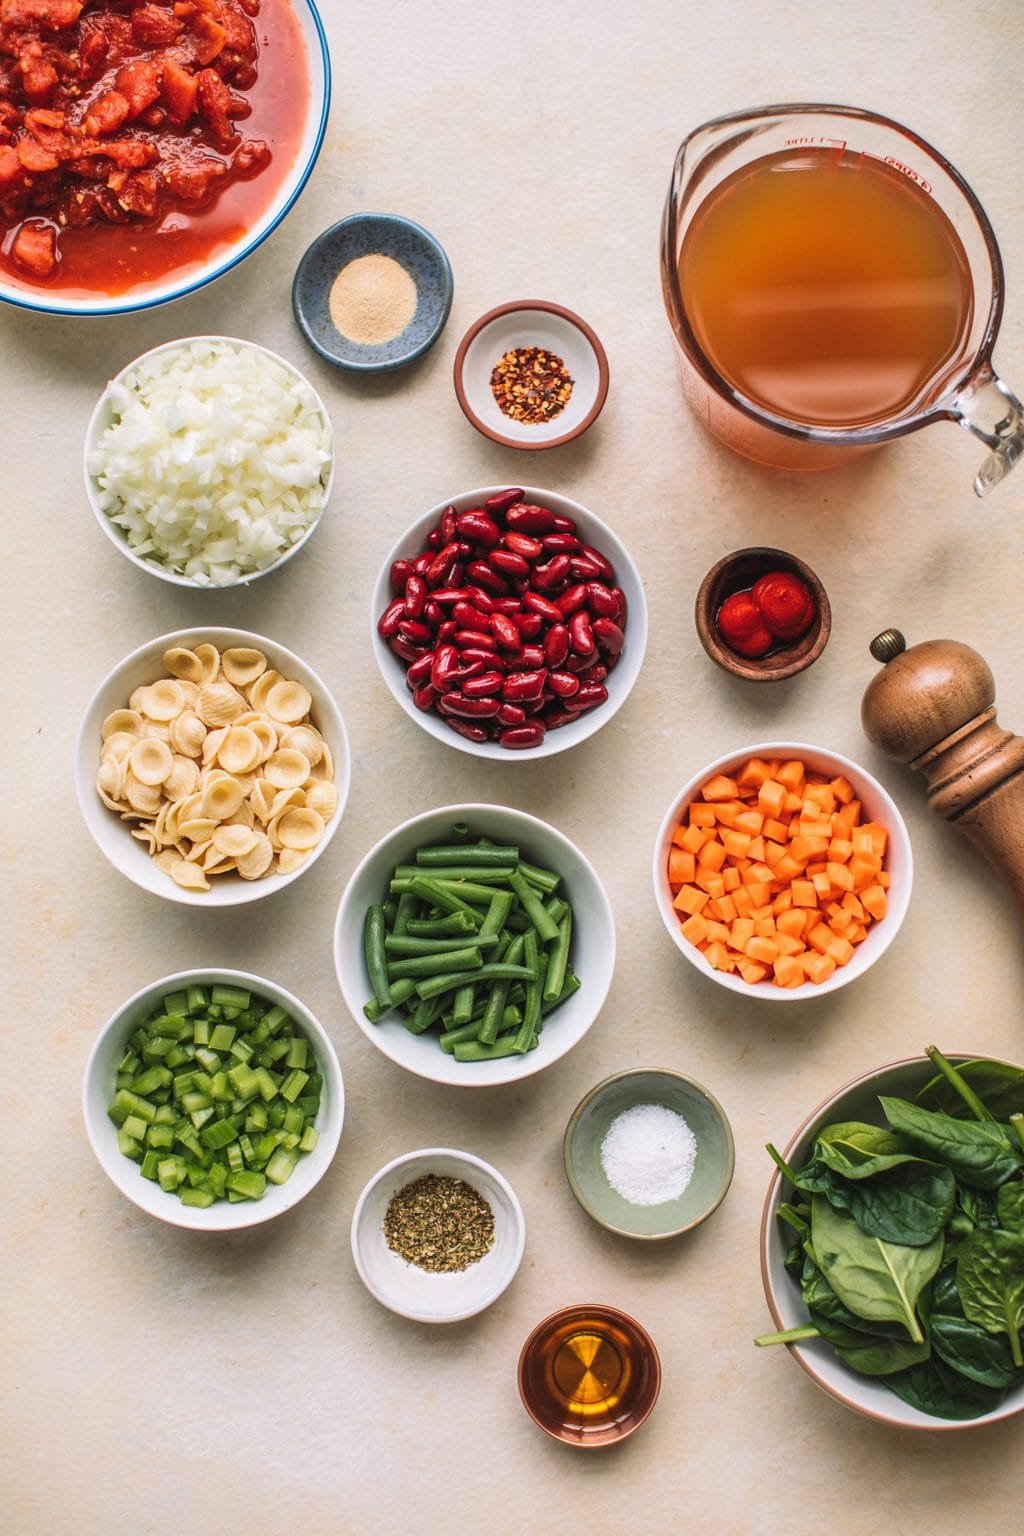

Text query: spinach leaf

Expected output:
[959,1186,1000,1229]
[885,1355,1007,1420]
[997,1181,1024,1235]
[832,1160,955,1248]
[809,1309,931,1376]
[812,1121,912,1177]
[880,1096,1024,1189]
[916,1058,1024,1121]
[923,1266,1023,1389]
[957,1229,1024,1367]
[800,1253,907,1338]
[811,1196,943,1343]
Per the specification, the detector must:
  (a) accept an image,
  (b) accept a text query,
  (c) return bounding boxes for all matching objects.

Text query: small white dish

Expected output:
[84,336,334,589]
[334,802,616,1086]
[83,968,344,1232]
[653,741,912,1001]
[351,1147,525,1322]
[453,301,609,450]
[371,485,647,761]
[75,626,351,907]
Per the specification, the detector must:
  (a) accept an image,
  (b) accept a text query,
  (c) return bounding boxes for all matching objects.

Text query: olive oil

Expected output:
[678,148,973,428]
[518,1306,660,1445]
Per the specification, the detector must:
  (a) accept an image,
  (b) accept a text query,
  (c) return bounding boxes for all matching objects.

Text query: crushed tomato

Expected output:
[0,0,308,293]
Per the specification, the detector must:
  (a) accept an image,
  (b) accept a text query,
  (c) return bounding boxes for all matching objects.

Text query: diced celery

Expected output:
[238,1134,255,1165]
[186,985,209,1012]
[163,992,190,1016]
[265,1149,298,1185]
[209,1023,236,1051]
[200,1118,239,1151]
[285,1037,308,1070]
[255,1068,279,1104]
[194,1047,220,1073]
[245,1102,268,1133]
[193,1018,210,1047]
[205,1164,227,1198]
[267,1103,286,1128]
[225,1169,266,1199]
[280,1069,308,1104]
[108,1089,156,1126]
[158,1157,186,1191]
[294,1095,321,1118]
[180,1187,215,1208]
[180,1091,213,1114]
[122,1114,148,1141]
[165,1045,191,1069]
[172,1070,197,1096]
[131,1066,171,1096]
[140,1150,162,1182]
[153,1104,177,1125]
[117,1128,144,1162]
[283,1104,303,1135]
[279,1132,300,1152]
[262,1005,290,1036]
[117,1051,140,1075]
[299,1125,320,1154]
[185,1162,208,1188]
[210,1072,231,1101]
[212,985,251,1009]
[229,1037,254,1065]
[224,1141,243,1172]
[146,1124,175,1151]
[190,1106,215,1131]
[228,1063,260,1100]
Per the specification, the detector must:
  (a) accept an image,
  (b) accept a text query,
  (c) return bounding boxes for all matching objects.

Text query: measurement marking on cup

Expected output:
[885,156,932,193]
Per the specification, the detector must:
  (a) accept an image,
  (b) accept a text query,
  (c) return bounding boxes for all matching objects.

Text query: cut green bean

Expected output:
[386,946,484,980]
[439,1019,485,1052]
[405,994,444,1035]
[393,890,418,936]
[415,844,519,868]
[543,895,569,925]
[452,983,476,1026]
[394,864,514,884]
[544,909,573,1002]
[507,870,560,943]
[384,933,500,956]
[518,859,562,894]
[408,876,484,925]
[364,904,392,1008]
[479,889,514,939]
[362,976,417,1022]
[405,911,478,938]
[414,961,535,1001]
[450,822,472,845]
[454,1033,539,1062]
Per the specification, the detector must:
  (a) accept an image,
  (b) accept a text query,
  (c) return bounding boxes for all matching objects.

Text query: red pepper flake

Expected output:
[490,345,574,425]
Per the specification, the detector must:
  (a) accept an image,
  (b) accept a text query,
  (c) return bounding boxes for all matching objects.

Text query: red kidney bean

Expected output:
[406,653,435,686]
[412,683,437,712]
[555,582,588,617]
[456,510,500,546]
[440,691,501,718]
[446,717,489,743]
[542,705,576,731]
[398,618,432,645]
[485,487,524,516]
[455,629,497,651]
[542,623,570,667]
[504,531,543,559]
[458,646,503,671]
[566,682,608,713]
[452,600,492,630]
[413,552,434,577]
[551,513,577,533]
[430,586,471,605]
[564,650,591,673]
[377,597,405,638]
[490,595,521,614]
[523,591,563,623]
[507,644,544,670]
[466,560,508,594]
[500,723,546,749]
[430,644,460,690]
[585,581,618,618]
[390,558,415,591]
[437,619,458,643]
[425,542,462,586]
[580,543,615,580]
[423,600,443,628]
[505,502,555,534]
[575,663,608,687]
[568,609,595,655]
[490,613,521,651]
[511,610,543,639]
[548,670,580,698]
[460,669,504,698]
[531,554,572,591]
[540,532,581,554]
[592,617,625,656]
[611,586,627,625]
[490,548,530,580]
[502,669,547,702]
[390,634,428,663]
[569,554,602,580]
[453,656,486,682]
[426,527,443,549]
[440,505,457,542]
[497,702,526,727]
[465,585,495,614]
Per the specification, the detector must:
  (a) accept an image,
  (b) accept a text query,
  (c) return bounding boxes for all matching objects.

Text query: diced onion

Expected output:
[89,339,334,586]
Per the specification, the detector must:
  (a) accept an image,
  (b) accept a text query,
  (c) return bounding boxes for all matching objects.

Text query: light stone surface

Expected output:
[2,2,1023,1532]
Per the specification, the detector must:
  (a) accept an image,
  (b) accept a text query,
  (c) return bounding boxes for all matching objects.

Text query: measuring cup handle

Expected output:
[952,362,1024,496]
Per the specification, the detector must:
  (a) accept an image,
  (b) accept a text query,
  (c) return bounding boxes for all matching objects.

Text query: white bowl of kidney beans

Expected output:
[372,487,647,756]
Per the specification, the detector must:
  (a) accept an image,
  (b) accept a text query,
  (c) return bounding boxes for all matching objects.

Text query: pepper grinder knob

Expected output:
[862,631,1024,924]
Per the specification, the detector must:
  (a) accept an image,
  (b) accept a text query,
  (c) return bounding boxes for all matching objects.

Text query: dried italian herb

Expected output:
[383,1174,495,1272]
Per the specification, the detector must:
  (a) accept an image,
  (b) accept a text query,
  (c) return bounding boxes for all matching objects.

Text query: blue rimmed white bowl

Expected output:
[0,0,330,318]
[292,213,454,372]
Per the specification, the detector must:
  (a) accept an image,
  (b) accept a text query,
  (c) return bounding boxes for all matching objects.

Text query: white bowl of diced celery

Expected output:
[83,969,344,1230]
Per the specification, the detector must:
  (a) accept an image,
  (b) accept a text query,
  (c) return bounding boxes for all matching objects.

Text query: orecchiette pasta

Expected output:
[96,644,336,889]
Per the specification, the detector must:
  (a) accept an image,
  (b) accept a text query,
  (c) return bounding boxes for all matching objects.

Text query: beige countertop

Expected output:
[3,2,1023,1532]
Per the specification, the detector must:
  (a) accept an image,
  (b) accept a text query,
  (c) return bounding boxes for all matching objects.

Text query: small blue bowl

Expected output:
[292,213,453,373]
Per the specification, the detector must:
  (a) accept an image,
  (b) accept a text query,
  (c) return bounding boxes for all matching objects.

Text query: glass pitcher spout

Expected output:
[951,364,1024,496]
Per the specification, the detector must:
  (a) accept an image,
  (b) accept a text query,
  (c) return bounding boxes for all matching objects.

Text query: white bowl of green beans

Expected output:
[83,968,344,1231]
[333,804,616,1086]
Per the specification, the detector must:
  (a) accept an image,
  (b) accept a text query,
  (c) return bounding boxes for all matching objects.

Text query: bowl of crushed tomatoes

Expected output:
[0,0,329,316]
[695,547,831,683]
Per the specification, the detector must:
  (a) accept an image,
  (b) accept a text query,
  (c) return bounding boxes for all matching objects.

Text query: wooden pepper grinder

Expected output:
[862,630,1024,921]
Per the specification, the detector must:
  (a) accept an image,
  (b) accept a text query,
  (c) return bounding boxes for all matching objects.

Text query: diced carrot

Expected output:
[790,835,827,862]
[833,799,862,833]
[811,871,831,899]
[773,955,804,988]
[878,872,891,888]
[694,866,726,897]
[847,923,869,943]
[680,824,710,853]
[804,783,836,814]
[828,837,853,863]
[702,774,739,802]
[861,884,887,920]
[747,936,779,965]
[827,861,854,892]
[707,894,738,923]
[748,903,774,921]
[673,885,708,915]
[671,825,691,849]
[784,791,804,813]
[777,760,806,792]
[826,936,855,967]
[703,941,734,972]
[705,920,730,945]
[753,915,776,938]
[739,959,768,985]
[831,775,855,805]
[747,836,766,862]
[801,952,837,984]
[737,757,770,788]
[773,853,804,883]
[758,779,787,817]
[775,932,805,958]
[729,918,755,950]
[764,839,787,867]
[777,908,805,938]
[764,817,790,843]
[792,880,818,908]
[841,892,865,921]
[713,801,743,827]
[689,802,717,827]
[680,912,708,944]
[743,881,772,907]
[808,923,833,955]
[772,889,794,916]
[851,827,875,854]
[697,838,727,871]
[745,862,774,886]
[732,887,754,916]
[722,830,751,859]
[849,852,881,888]
[722,866,741,892]
[734,809,764,836]
[668,848,696,885]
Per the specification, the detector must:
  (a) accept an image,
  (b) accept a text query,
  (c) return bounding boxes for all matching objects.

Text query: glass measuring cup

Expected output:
[661,104,1023,494]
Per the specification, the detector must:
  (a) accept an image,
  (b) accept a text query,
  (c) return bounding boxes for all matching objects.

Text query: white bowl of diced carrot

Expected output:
[653,744,912,999]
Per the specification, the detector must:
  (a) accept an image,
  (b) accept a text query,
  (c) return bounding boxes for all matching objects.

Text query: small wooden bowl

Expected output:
[695,547,830,682]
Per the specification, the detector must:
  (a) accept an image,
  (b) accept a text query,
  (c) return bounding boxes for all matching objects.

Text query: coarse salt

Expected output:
[599,1103,698,1206]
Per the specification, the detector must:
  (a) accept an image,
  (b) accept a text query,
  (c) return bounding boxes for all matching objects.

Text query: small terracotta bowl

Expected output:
[518,1303,661,1448]
[453,301,609,450]
[695,547,830,682]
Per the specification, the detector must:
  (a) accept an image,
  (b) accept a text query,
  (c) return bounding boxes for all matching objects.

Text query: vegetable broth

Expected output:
[678,149,974,428]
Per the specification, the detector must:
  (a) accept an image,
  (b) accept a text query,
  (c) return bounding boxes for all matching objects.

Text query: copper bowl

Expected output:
[695,546,830,682]
[517,1303,661,1448]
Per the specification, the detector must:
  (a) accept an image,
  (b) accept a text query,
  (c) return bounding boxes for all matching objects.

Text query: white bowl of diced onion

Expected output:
[83,336,335,589]
[75,627,350,906]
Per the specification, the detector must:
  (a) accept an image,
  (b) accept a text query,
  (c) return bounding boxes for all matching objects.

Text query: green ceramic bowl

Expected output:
[563,1069,735,1240]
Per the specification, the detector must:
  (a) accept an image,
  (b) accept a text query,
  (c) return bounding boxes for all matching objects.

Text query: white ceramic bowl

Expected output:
[453,301,609,450]
[759,1052,1024,1430]
[334,803,616,1086]
[351,1147,525,1322]
[84,337,335,589]
[75,626,350,906]
[653,741,912,1002]
[371,485,647,761]
[83,968,344,1232]
[0,1,330,318]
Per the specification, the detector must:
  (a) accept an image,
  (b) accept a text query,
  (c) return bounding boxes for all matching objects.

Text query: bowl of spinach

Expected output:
[757,1047,1024,1428]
